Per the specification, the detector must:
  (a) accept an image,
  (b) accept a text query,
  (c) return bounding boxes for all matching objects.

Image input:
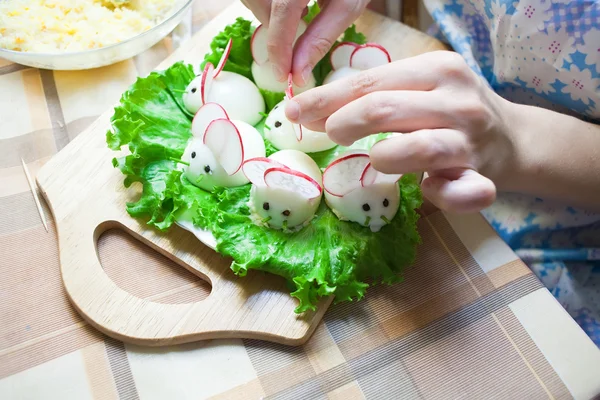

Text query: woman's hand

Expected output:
[285,51,521,213]
[241,0,370,86]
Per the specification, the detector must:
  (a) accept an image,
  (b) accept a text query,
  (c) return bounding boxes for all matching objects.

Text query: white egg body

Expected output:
[251,187,318,229]
[265,100,337,153]
[183,71,265,126]
[251,61,316,94]
[325,183,400,232]
[249,150,322,230]
[182,120,265,191]
[269,149,322,182]
[182,76,204,113]
[323,67,360,85]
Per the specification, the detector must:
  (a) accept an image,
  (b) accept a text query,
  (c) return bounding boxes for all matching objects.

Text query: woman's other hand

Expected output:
[241,0,370,86]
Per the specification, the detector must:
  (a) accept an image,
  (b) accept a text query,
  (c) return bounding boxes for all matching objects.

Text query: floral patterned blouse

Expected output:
[421,0,600,346]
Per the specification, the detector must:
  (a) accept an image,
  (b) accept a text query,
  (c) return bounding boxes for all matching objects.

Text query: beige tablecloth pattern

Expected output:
[1,1,600,399]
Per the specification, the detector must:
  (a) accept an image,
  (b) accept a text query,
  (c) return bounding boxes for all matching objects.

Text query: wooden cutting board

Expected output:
[36,2,446,347]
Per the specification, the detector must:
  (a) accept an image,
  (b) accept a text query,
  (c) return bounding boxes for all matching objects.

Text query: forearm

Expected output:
[501,102,600,210]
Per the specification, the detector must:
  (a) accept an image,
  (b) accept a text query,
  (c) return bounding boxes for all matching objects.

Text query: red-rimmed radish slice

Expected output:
[251,24,269,65]
[285,73,294,99]
[200,62,215,104]
[292,123,303,141]
[350,43,391,70]
[285,73,302,140]
[330,42,359,70]
[323,152,370,197]
[213,38,233,78]
[203,118,244,175]
[360,162,402,186]
[242,157,286,186]
[264,167,322,199]
[360,163,378,187]
[191,102,229,137]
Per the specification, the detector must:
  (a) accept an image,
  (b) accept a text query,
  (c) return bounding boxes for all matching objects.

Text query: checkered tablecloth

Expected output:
[1,1,600,399]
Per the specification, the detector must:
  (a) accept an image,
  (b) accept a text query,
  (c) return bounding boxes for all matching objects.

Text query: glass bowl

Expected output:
[0,0,194,70]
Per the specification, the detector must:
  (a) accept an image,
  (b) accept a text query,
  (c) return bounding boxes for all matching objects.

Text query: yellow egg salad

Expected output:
[0,0,178,52]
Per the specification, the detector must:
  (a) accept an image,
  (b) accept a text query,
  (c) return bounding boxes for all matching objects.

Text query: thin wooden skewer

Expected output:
[21,158,49,232]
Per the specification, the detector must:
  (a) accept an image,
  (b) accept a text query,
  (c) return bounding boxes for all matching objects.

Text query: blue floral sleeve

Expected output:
[422,0,600,346]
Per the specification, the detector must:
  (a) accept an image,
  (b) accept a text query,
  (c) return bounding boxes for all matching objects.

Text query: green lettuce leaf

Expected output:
[259,88,285,113]
[264,139,279,157]
[200,17,255,81]
[340,24,367,44]
[126,160,208,231]
[106,61,196,230]
[108,17,422,313]
[303,2,321,23]
[106,62,193,160]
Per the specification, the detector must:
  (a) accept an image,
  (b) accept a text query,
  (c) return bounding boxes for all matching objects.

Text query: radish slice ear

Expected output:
[191,102,229,138]
[330,42,358,70]
[292,123,303,141]
[200,62,215,104]
[264,167,322,199]
[242,157,286,186]
[284,74,303,141]
[203,119,244,175]
[323,152,370,197]
[360,162,402,186]
[285,73,294,99]
[360,163,378,187]
[350,44,391,70]
[213,38,233,78]
[251,24,269,65]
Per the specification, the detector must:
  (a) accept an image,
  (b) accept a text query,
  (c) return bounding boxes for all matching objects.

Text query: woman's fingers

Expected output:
[241,0,271,25]
[301,117,328,133]
[369,129,473,174]
[367,130,495,213]
[420,168,496,213]
[267,0,311,81]
[285,52,452,124]
[291,0,367,87]
[325,91,453,145]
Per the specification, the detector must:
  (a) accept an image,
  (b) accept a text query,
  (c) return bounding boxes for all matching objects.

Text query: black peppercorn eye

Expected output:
[204,165,211,173]
[282,210,290,216]
[263,202,270,211]
[383,198,389,207]
[191,151,196,159]
[274,121,282,128]
[362,203,370,212]
[191,87,197,93]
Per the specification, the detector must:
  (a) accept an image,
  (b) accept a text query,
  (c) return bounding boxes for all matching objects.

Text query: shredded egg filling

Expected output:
[0,0,178,52]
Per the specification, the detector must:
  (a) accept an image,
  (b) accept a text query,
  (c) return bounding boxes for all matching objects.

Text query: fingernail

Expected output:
[272,65,285,82]
[285,100,300,122]
[301,66,312,87]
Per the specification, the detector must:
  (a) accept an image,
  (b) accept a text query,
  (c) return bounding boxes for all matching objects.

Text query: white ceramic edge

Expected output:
[174,218,218,250]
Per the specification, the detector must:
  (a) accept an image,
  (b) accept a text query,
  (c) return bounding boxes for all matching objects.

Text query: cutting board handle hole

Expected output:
[96,224,212,304]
